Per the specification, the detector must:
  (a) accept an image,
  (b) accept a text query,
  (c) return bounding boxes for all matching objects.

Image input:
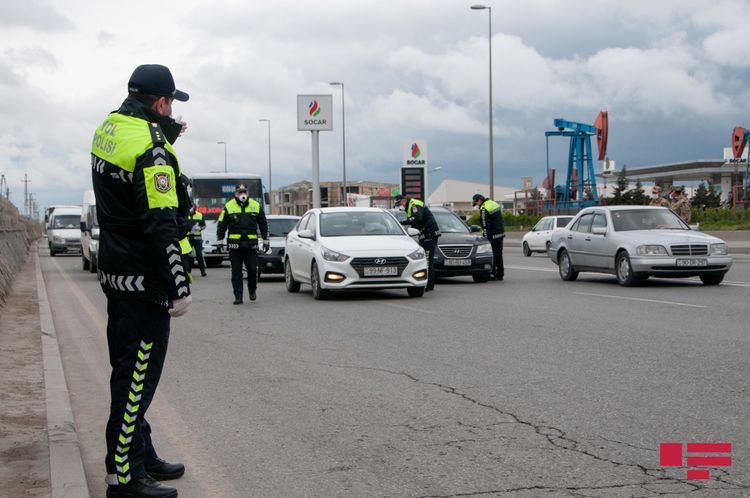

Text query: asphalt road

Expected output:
[40,247,750,497]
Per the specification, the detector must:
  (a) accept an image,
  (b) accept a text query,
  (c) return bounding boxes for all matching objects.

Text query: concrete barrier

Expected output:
[0,197,41,305]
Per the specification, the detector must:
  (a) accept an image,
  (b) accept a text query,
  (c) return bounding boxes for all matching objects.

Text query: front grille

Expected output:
[670,244,708,256]
[350,257,409,277]
[438,245,473,258]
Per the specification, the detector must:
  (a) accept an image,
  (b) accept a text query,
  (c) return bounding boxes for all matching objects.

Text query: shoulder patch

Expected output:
[154,173,172,193]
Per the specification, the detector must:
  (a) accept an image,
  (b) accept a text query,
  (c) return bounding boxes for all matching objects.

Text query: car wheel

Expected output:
[700,273,724,286]
[615,251,640,287]
[90,255,97,273]
[522,242,532,257]
[311,261,328,300]
[546,241,551,253]
[285,258,300,293]
[472,272,491,283]
[82,255,90,271]
[558,249,578,281]
[50,248,56,257]
[407,286,425,297]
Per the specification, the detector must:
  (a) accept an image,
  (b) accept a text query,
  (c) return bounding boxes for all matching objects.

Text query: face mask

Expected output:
[651,193,659,199]
[472,205,479,211]
[397,205,405,211]
[237,194,248,203]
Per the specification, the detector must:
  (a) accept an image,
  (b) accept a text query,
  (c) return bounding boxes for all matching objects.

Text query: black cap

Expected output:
[472,193,485,204]
[235,184,248,192]
[394,194,405,203]
[128,64,189,102]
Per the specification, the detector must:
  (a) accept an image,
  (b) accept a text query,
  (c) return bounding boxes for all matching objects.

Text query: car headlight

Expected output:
[710,243,728,256]
[636,245,667,256]
[476,243,492,254]
[321,246,349,262]
[407,248,425,260]
[53,236,65,244]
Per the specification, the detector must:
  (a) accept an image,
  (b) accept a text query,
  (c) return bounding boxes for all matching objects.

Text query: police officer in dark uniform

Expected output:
[395,194,440,291]
[217,184,269,304]
[472,194,505,280]
[185,205,207,277]
[91,64,191,498]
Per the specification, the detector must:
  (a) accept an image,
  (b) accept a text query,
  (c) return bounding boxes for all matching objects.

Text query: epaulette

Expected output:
[148,122,166,145]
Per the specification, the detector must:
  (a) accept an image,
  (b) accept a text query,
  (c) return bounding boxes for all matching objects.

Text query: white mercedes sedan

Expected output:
[284,208,428,299]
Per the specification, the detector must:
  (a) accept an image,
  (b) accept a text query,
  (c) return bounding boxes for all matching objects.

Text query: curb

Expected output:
[35,246,90,498]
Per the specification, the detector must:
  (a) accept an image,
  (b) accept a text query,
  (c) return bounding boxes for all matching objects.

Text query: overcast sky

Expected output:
[1,0,749,211]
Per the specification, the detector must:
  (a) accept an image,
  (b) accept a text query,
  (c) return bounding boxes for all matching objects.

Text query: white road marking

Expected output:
[573,291,707,308]
[380,302,440,315]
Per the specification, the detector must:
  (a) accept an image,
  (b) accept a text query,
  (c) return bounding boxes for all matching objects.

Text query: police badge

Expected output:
[154,173,172,193]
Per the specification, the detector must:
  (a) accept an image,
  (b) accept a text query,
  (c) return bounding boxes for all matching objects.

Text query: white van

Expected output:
[80,190,99,272]
[48,206,82,256]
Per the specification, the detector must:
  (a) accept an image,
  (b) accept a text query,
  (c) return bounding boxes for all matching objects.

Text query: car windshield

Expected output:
[610,209,688,231]
[320,211,405,237]
[433,211,470,233]
[268,218,298,237]
[52,215,80,229]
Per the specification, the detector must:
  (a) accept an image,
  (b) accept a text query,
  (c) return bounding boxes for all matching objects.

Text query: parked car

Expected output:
[522,215,574,256]
[285,208,428,299]
[48,206,82,256]
[549,206,733,286]
[257,215,300,277]
[80,190,99,272]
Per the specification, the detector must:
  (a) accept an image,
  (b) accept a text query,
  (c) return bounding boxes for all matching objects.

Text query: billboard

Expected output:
[297,95,333,131]
[403,140,428,167]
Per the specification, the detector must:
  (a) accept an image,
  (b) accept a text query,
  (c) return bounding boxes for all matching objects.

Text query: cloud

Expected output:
[0,0,73,31]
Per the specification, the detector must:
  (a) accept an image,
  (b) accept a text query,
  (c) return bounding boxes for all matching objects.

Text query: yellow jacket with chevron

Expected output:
[90,97,191,305]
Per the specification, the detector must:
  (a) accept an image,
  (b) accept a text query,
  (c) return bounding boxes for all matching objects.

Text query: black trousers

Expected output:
[420,236,438,290]
[186,237,206,274]
[105,297,170,484]
[490,236,504,278]
[229,247,257,299]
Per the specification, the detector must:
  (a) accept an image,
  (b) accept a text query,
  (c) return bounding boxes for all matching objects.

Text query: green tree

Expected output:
[608,167,629,205]
[629,179,649,205]
[706,182,721,208]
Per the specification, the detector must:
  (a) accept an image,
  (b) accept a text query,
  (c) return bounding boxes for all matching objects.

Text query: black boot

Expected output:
[146,457,185,481]
[106,475,177,498]
[249,291,257,301]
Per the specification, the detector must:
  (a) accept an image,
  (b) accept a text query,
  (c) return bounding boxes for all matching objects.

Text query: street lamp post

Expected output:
[329,82,347,206]
[259,119,272,213]
[471,4,494,200]
[216,141,227,173]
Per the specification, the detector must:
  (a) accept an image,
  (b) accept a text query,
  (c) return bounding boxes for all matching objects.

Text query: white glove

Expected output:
[262,240,271,254]
[169,295,192,318]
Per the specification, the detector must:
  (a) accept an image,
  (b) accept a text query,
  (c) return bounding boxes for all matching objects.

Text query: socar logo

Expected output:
[411,143,421,159]
[308,100,321,117]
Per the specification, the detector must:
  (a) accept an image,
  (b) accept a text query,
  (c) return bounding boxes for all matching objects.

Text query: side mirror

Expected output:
[264,192,270,205]
[470,225,481,233]
[407,227,420,237]
[80,221,87,232]
[298,229,314,239]
[591,226,607,235]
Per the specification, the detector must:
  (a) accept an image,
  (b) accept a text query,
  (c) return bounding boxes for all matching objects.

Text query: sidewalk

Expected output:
[503,230,750,254]
[0,247,89,498]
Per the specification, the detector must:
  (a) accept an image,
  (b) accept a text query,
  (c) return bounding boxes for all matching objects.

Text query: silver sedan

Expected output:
[548,206,733,286]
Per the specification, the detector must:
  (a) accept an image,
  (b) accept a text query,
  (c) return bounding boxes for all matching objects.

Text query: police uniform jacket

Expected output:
[91,97,191,305]
[480,199,505,240]
[216,198,269,249]
[187,210,206,239]
[403,199,440,238]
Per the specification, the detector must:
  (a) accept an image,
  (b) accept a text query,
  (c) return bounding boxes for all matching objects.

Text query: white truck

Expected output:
[80,190,99,272]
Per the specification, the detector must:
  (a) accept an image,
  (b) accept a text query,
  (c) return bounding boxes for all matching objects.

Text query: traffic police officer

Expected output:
[649,185,670,207]
[217,184,269,304]
[395,194,440,291]
[91,64,190,498]
[186,205,207,277]
[472,194,505,280]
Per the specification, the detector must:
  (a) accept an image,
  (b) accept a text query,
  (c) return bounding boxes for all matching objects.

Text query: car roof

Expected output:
[267,215,300,219]
[315,207,387,214]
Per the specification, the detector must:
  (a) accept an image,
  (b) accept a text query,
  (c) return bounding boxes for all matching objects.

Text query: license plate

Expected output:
[363,266,398,276]
[444,259,472,266]
[676,258,707,267]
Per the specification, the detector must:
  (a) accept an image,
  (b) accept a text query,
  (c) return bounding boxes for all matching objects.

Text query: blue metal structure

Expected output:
[545,118,601,209]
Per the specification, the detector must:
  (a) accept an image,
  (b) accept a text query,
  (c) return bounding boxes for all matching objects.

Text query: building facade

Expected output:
[272,180,400,215]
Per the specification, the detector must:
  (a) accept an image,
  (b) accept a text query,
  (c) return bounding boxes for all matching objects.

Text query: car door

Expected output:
[565,213,594,266]
[529,217,551,251]
[585,212,611,269]
[297,213,317,282]
[287,214,309,280]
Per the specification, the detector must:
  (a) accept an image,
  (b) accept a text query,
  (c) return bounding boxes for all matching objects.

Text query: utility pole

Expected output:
[22,174,31,216]
[0,174,8,199]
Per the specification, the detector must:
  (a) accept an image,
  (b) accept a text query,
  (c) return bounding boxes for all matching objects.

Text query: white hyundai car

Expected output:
[284,207,428,299]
